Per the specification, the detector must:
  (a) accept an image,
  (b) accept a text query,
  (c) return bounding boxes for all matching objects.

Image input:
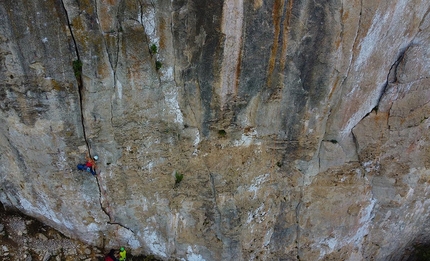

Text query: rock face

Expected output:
[0,0,430,260]
[0,202,160,261]
[0,202,105,261]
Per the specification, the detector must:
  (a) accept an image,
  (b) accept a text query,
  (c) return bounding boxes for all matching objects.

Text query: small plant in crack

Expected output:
[72,59,83,78]
[218,129,226,138]
[174,171,184,188]
[155,60,162,71]
[150,44,158,54]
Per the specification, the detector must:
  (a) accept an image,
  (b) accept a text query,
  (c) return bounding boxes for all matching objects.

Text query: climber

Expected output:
[77,151,98,176]
[104,249,119,261]
[119,247,126,261]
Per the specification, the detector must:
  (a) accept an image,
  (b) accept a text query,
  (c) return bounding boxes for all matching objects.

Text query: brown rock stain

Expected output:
[52,80,63,91]
[342,9,350,21]
[71,17,90,50]
[16,94,32,125]
[267,0,292,88]
[335,37,342,49]
[105,0,117,5]
[373,111,388,123]
[235,44,243,95]
[159,17,166,49]
[98,0,120,32]
[335,9,348,49]
[328,76,340,100]
[280,0,293,71]
[254,0,263,10]
[267,0,284,87]
[79,0,96,15]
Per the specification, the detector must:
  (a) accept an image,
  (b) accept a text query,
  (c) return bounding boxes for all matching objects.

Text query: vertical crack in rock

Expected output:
[91,1,135,233]
[349,49,412,181]
[295,176,304,260]
[418,7,430,33]
[351,129,362,166]
[112,32,120,125]
[169,13,181,94]
[60,0,114,225]
[377,46,409,110]
[136,1,160,84]
[112,38,120,126]
[338,1,345,52]
[393,44,418,81]
[95,175,115,222]
[351,0,363,70]
[209,173,223,242]
[94,0,120,125]
[317,1,359,164]
[322,0,363,168]
[336,0,363,95]
[348,50,410,177]
[60,0,89,152]
[137,1,150,52]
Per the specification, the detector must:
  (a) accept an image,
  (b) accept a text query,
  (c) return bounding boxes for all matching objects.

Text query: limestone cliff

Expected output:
[1,0,430,260]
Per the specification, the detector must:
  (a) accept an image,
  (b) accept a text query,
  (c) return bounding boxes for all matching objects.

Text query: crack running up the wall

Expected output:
[59,0,114,224]
[59,0,90,154]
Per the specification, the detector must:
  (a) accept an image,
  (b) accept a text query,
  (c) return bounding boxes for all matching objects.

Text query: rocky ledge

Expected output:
[0,203,160,261]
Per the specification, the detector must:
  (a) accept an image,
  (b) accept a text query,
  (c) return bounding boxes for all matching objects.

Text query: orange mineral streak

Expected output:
[105,0,117,5]
[373,111,388,123]
[102,1,122,29]
[267,0,284,88]
[328,76,340,100]
[335,8,349,49]
[159,17,166,49]
[280,0,293,71]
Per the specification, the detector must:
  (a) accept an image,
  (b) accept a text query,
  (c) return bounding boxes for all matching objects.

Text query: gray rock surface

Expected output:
[0,0,430,260]
[0,203,160,260]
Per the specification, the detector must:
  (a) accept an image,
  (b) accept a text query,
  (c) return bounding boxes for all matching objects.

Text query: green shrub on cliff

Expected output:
[155,60,162,70]
[73,59,83,78]
[174,171,183,187]
[150,44,158,54]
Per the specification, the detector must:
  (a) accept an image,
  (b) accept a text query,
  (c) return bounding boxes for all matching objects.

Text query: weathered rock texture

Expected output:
[1,0,430,260]
[0,202,105,261]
